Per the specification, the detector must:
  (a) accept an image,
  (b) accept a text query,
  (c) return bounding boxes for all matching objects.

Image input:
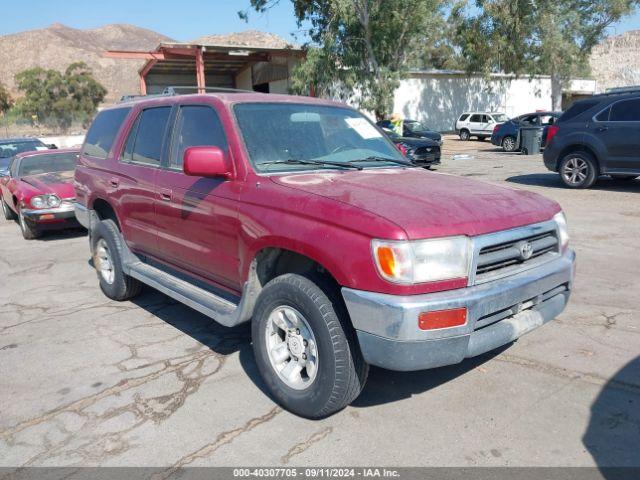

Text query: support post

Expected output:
[196,47,206,93]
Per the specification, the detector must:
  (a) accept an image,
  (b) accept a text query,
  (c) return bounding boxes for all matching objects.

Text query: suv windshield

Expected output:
[18,152,78,177]
[234,103,406,173]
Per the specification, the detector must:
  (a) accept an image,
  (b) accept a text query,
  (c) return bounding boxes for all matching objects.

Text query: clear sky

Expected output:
[0,0,638,41]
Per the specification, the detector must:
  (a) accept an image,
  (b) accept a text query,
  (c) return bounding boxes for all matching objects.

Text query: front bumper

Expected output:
[22,203,78,224]
[342,250,575,371]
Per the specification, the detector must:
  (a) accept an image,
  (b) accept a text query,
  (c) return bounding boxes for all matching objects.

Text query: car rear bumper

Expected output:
[342,250,575,371]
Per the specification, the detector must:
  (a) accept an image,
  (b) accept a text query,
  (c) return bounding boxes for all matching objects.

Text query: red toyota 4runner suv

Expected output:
[74,92,575,418]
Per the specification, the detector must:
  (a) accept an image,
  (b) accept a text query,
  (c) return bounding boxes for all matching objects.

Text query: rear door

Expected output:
[592,98,640,172]
[154,103,242,291]
[114,106,172,257]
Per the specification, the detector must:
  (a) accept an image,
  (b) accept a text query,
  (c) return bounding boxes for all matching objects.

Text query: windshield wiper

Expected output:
[261,158,363,171]
[348,156,417,167]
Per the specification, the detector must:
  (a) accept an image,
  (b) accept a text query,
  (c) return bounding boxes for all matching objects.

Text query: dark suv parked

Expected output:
[543,88,640,188]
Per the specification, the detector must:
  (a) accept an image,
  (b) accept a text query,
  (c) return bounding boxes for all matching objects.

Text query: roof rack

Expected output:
[602,86,640,95]
[118,86,255,103]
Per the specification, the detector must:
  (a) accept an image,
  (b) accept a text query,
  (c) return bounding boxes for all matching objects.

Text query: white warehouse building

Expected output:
[390,70,597,132]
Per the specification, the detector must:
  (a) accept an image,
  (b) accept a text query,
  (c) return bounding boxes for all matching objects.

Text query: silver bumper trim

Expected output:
[22,203,76,218]
[343,250,575,371]
[74,203,91,229]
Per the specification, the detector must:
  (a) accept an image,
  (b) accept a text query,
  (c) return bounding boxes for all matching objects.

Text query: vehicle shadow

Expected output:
[38,227,87,241]
[126,287,512,413]
[583,356,640,476]
[352,345,509,408]
[507,173,640,192]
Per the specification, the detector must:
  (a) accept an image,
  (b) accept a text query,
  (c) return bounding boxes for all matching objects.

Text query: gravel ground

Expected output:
[1,138,638,469]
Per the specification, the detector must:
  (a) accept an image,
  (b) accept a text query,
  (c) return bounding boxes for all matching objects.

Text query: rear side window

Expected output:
[82,108,131,159]
[122,107,172,166]
[459,114,469,121]
[170,105,228,169]
[559,100,599,122]
[609,99,640,122]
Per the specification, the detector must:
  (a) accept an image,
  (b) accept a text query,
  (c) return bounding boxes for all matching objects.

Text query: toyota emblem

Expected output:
[518,241,534,260]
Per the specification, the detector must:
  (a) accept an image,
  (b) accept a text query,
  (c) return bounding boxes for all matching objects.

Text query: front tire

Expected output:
[559,152,598,188]
[502,135,517,152]
[459,129,470,141]
[252,273,368,419]
[18,209,40,239]
[91,219,142,301]
[2,199,17,221]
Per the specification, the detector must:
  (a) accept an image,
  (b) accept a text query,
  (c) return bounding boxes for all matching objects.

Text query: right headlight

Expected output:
[372,236,472,284]
[554,211,569,253]
[30,195,46,209]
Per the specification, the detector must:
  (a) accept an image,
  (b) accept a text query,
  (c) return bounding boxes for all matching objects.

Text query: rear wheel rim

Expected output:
[504,137,515,151]
[562,157,589,185]
[95,239,115,284]
[265,306,318,390]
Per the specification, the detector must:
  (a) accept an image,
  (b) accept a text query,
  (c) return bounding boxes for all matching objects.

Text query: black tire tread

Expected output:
[2,199,17,220]
[91,219,142,301]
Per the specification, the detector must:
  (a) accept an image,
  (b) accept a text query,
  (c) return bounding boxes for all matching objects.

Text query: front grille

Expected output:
[474,230,559,281]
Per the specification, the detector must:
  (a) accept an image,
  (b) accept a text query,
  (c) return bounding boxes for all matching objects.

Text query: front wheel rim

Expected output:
[265,306,318,390]
[95,239,115,284]
[562,157,589,185]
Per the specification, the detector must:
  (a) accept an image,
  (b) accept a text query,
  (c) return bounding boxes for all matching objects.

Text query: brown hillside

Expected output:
[0,23,175,103]
[590,30,640,91]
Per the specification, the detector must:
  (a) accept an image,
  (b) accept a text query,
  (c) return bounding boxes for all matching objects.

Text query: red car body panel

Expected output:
[75,94,561,296]
[1,149,79,224]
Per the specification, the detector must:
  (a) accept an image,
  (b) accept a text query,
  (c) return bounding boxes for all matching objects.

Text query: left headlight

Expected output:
[554,211,569,253]
[372,236,472,284]
[30,194,60,209]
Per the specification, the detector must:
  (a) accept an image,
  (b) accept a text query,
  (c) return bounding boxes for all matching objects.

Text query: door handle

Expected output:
[159,189,172,202]
[109,177,119,188]
[597,126,608,132]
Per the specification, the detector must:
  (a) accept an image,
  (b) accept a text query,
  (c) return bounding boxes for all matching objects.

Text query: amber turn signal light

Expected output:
[418,308,467,330]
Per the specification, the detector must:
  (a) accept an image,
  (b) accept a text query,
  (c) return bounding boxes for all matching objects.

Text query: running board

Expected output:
[127,261,255,328]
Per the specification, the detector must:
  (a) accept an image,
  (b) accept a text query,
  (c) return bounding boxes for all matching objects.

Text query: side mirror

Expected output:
[183,146,232,179]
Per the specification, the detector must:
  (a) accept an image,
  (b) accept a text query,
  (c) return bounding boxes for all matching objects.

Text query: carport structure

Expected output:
[105,41,305,96]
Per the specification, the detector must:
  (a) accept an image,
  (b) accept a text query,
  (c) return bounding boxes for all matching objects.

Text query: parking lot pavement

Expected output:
[1,149,639,469]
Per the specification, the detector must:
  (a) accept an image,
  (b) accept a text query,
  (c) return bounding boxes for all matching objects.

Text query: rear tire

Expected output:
[502,135,517,152]
[459,129,470,141]
[91,219,142,301]
[252,273,368,419]
[2,199,17,220]
[18,209,40,239]
[559,152,598,189]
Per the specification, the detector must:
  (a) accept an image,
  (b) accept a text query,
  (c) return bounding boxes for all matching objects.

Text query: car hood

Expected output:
[20,171,75,198]
[411,130,442,142]
[270,168,560,239]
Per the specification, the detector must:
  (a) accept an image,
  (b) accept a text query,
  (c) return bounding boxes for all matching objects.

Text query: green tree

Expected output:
[243,0,449,119]
[454,0,639,110]
[0,81,13,114]
[14,62,106,131]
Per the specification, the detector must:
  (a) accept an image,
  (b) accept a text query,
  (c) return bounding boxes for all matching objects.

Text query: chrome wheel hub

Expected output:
[562,157,588,185]
[95,239,115,285]
[265,306,318,390]
[504,137,515,150]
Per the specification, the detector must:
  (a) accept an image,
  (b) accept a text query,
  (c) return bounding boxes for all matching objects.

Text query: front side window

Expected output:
[82,108,131,159]
[609,99,640,122]
[17,152,78,177]
[122,107,171,166]
[234,103,406,173]
[469,114,482,122]
[170,105,228,169]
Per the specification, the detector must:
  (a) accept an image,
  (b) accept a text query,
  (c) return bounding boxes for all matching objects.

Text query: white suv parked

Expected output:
[456,112,509,141]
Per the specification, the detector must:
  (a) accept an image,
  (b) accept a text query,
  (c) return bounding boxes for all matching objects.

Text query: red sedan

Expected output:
[0,149,81,239]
